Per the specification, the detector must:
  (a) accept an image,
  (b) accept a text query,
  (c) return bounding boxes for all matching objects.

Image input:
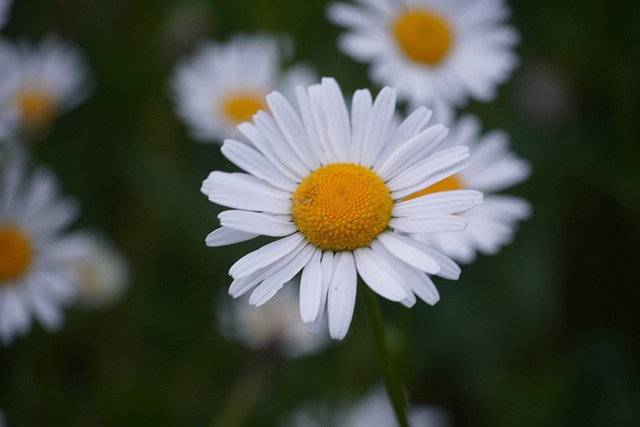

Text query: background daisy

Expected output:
[409,114,531,263]
[202,77,482,340]
[0,0,10,31]
[0,34,90,137]
[170,33,316,143]
[0,156,80,344]
[327,0,519,116]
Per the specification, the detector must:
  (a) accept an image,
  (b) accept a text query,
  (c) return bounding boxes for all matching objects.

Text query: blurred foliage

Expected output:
[1,0,640,426]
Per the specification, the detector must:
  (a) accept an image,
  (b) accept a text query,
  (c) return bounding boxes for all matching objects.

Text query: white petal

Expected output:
[393,190,484,216]
[218,211,296,237]
[320,77,351,161]
[299,250,323,323]
[376,232,441,275]
[389,215,468,234]
[353,247,408,302]
[359,87,396,167]
[349,89,373,162]
[221,139,297,192]
[229,233,305,279]
[206,227,258,247]
[327,251,357,340]
[202,171,292,214]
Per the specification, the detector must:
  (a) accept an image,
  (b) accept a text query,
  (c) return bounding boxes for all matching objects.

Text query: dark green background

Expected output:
[1,0,639,426]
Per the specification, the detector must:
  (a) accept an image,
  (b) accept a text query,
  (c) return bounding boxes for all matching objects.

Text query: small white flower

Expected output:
[327,0,519,116]
[0,35,91,136]
[202,77,483,340]
[63,231,129,310]
[0,155,80,345]
[218,283,330,358]
[170,33,315,143]
[407,115,531,263]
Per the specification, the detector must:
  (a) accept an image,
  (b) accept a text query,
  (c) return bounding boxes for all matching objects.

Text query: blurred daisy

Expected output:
[0,0,11,30]
[0,35,90,137]
[170,33,315,143]
[63,231,129,310]
[218,283,330,358]
[202,77,483,340]
[284,385,449,427]
[407,115,531,263]
[0,156,80,345]
[327,0,519,115]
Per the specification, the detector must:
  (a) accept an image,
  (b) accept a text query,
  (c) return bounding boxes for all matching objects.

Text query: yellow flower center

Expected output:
[403,174,463,201]
[0,226,33,283]
[221,92,268,124]
[14,89,57,131]
[393,9,453,66]
[291,163,393,251]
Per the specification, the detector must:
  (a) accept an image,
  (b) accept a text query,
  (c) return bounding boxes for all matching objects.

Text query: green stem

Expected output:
[362,288,409,427]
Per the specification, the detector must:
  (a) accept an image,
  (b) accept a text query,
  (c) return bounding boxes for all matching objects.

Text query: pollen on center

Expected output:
[393,9,453,66]
[14,89,57,131]
[0,226,33,283]
[291,163,393,252]
[221,92,267,124]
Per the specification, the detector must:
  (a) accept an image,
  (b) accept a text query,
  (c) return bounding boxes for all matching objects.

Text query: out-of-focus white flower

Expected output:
[327,0,519,118]
[62,231,129,310]
[218,283,330,358]
[0,35,91,137]
[0,155,80,345]
[202,77,482,340]
[0,0,11,30]
[407,114,531,263]
[170,33,316,143]
[284,386,450,427]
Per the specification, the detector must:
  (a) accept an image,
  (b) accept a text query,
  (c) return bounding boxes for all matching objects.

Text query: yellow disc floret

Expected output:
[403,174,463,201]
[0,226,33,283]
[222,92,268,124]
[393,9,453,66]
[14,89,57,131]
[292,163,393,251]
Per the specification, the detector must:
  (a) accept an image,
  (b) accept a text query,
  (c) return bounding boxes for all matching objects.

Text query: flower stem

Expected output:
[362,287,409,427]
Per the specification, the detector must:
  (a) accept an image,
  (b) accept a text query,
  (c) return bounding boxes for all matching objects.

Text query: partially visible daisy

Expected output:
[327,0,519,115]
[0,35,91,137]
[170,33,315,143]
[202,77,483,340]
[218,282,330,358]
[0,155,80,344]
[406,114,531,263]
[283,385,449,427]
[63,231,129,310]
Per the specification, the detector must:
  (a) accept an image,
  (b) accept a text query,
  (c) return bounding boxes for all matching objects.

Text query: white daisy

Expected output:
[406,114,531,263]
[218,283,330,358]
[201,77,483,340]
[62,231,129,310]
[0,155,80,344]
[170,33,316,143]
[0,34,90,137]
[327,0,519,115]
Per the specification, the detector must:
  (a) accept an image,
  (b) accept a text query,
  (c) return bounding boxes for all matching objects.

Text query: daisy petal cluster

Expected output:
[0,35,90,137]
[170,33,315,143]
[327,0,519,116]
[202,77,483,340]
[0,157,80,344]
[408,115,531,263]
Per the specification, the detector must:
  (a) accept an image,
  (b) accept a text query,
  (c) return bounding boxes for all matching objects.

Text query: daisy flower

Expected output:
[0,156,80,344]
[218,283,330,359]
[201,77,483,340]
[0,35,90,136]
[407,114,531,263]
[170,33,315,143]
[63,231,129,310]
[327,0,519,115]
